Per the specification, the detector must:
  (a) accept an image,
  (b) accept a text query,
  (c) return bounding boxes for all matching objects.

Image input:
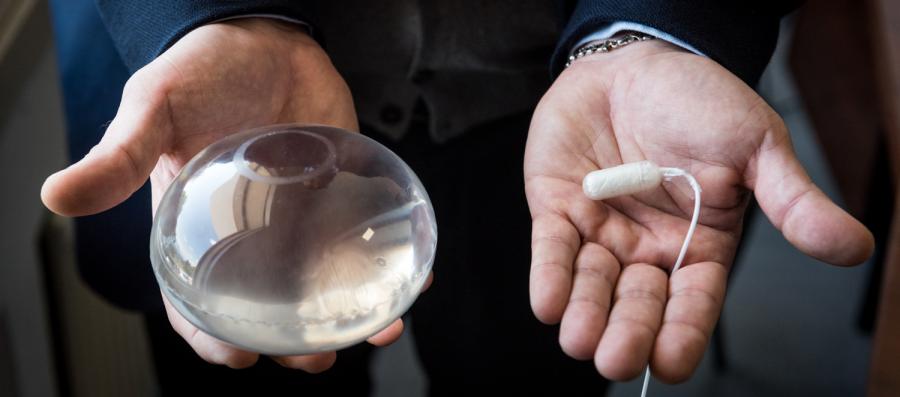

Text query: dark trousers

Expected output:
[145,110,609,396]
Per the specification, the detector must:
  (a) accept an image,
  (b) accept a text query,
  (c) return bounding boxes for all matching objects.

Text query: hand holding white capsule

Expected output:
[582,160,702,397]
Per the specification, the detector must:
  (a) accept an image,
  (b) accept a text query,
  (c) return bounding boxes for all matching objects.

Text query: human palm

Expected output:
[525,40,873,383]
[42,18,403,371]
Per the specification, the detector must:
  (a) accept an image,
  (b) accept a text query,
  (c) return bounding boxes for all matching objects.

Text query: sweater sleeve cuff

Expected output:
[550,1,789,86]
[96,1,318,73]
[571,21,706,57]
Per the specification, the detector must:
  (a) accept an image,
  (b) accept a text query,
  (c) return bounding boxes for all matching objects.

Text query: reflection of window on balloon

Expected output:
[150,124,437,355]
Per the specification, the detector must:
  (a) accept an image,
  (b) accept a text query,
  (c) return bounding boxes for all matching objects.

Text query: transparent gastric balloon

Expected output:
[150,124,437,355]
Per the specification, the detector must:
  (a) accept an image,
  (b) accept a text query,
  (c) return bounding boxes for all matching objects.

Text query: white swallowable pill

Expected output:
[582,160,662,200]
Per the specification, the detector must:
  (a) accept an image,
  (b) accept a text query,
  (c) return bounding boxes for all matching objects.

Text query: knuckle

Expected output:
[531,260,569,274]
[568,295,610,314]
[671,285,722,309]
[616,287,665,304]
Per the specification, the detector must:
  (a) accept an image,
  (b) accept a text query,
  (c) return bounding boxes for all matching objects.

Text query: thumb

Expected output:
[750,126,874,266]
[41,77,171,217]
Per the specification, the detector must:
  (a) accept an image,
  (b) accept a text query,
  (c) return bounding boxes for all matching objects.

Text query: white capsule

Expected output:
[582,161,662,200]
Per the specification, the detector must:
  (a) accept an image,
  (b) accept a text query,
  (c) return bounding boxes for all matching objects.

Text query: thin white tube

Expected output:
[640,366,652,397]
[659,167,702,274]
[638,167,702,397]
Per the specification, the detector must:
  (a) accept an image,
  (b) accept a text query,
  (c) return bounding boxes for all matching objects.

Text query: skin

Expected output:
[525,39,874,382]
[43,19,873,381]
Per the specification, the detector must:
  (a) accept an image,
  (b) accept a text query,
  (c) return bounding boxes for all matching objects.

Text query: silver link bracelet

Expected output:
[565,32,655,68]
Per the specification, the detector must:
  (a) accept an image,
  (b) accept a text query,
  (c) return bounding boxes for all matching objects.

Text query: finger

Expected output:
[750,123,874,265]
[559,243,619,360]
[161,294,259,368]
[651,261,727,383]
[422,272,434,292]
[271,352,338,373]
[530,213,581,324]
[594,263,667,381]
[41,68,172,217]
[366,318,405,346]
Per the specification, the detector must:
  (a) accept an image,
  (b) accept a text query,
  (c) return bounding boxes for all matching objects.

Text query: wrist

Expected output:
[215,17,318,50]
[204,17,334,80]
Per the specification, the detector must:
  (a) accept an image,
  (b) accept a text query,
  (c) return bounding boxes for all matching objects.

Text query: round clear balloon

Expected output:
[150,124,437,355]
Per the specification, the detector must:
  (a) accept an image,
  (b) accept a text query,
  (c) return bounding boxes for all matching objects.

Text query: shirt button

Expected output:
[380,104,404,125]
